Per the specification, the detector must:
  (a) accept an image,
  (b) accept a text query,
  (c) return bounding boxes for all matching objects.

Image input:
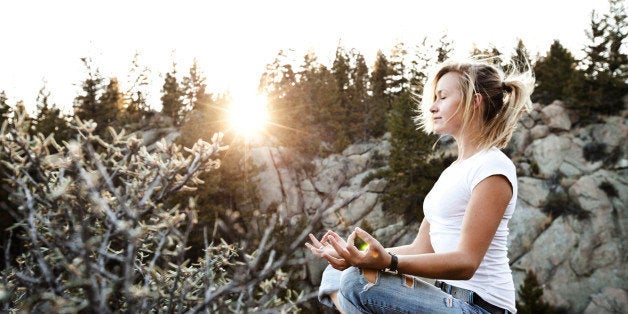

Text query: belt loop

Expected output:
[468,290,474,304]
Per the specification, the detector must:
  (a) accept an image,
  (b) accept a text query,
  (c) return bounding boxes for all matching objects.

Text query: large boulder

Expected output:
[541,101,572,131]
[527,134,572,177]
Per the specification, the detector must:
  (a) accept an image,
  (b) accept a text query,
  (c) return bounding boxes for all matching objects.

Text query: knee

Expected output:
[339,268,358,295]
[339,268,378,300]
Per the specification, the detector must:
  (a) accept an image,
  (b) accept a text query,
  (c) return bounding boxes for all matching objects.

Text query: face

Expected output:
[429,71,463,136]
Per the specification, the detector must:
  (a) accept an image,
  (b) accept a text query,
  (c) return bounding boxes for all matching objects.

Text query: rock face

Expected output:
[250,102,627,313]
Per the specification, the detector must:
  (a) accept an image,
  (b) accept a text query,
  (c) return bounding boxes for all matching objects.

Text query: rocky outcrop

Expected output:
[250,101,627,313]
[494,102,625,313]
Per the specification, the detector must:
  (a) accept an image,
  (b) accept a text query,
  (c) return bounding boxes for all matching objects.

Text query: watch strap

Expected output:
[386,252,398,272]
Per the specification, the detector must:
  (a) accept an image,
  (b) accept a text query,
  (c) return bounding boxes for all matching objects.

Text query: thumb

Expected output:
[355,227,384,257]
[355,227,377,245]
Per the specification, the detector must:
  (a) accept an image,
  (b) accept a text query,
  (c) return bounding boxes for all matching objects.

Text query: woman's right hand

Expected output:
[305,231,351,270]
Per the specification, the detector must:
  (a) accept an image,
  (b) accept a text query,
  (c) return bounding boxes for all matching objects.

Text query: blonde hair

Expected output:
[416,58,535,150]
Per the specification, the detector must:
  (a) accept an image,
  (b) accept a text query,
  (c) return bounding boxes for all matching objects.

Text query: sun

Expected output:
[228,93,269,139]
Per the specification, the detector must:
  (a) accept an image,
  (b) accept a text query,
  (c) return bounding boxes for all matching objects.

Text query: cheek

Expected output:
[444,102,459,117]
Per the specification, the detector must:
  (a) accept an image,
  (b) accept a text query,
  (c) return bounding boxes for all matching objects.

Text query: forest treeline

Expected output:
[0,0,625,312]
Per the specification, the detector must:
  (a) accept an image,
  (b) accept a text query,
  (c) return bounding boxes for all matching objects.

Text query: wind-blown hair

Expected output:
[415,58,535,150]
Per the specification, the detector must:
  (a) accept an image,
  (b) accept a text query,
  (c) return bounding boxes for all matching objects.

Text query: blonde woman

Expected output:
[307,58,534,314]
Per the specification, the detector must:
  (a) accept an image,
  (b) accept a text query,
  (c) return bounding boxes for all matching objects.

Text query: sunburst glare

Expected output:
[228,93,269,139]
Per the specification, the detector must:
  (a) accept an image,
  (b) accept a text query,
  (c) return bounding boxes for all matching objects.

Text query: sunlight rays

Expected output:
[228,93,269,140]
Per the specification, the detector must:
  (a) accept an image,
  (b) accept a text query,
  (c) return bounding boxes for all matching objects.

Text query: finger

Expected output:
[329,231,347,246]
[328,236,350,259]
[308,233,322,247]
[346,230,356,247]
[324,253,349,268]
[320,233,331,246]
[326,230,341,242]
[305,242,316,251]
[345,231,363,256]
[322,230,340,246]
[355,227,384,258]
[354,227,376,243]
[304,243,321,257]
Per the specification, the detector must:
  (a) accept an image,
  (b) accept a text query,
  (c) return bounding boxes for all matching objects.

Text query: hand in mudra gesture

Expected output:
[326,227,391,270]
[305,231,351,270]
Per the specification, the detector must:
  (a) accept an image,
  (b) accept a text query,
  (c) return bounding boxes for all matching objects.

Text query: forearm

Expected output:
[387,243,427,255]
[396,251,478,280]
[387,218,434,256]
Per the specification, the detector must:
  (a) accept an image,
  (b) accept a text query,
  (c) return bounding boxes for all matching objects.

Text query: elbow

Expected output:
[458,267,477,280]
[456,259,481,280]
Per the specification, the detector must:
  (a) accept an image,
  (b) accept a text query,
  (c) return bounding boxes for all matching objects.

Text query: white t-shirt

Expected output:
[423,147,517,313]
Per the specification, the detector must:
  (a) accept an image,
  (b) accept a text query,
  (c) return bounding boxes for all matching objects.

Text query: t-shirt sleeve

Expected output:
[470,152,517,193]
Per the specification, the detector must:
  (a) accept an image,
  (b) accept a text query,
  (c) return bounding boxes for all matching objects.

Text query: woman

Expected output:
[306,58,534,313]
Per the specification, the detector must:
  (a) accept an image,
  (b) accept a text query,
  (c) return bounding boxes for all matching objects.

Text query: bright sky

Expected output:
[0,0,610,113]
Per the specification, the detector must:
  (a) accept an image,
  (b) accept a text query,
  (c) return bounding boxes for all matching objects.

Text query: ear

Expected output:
[472,93,483,109]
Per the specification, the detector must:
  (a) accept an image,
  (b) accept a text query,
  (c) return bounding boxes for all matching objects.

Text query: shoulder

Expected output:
[469,148,516,187]
[476,148,515,170]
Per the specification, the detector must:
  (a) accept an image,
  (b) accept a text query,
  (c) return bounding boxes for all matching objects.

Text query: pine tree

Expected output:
[368,50,390,137]
[579,0,627,116]
[384,92,446,219]
[101,78,125,112]
[533,40,586,106]
[181,59,210,117]
[583,10,609,78]
[123,52,152,127]
[349,50,370,142]
[388,41,410,97]
[125,90,146,128]
[259,50,302,149]
[510,39,533,73]
[34,85,70,143]
[330,45,352,151]
[74,57,105,128]
[73,58,122,138]
[297,52,342,155]
[161,61,184,126]
[516,270,555,314]
[178,93,225,150]
[436,34,453,63]
[606,0,627,80]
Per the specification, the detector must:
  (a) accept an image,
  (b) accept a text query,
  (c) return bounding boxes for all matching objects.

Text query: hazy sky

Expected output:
[0,0,610,112]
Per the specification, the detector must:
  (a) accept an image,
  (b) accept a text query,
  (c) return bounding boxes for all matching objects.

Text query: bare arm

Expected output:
[328,175,512,280]
[387,218,434,255]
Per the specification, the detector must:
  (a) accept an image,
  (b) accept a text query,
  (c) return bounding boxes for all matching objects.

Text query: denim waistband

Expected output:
[434,280,511,314]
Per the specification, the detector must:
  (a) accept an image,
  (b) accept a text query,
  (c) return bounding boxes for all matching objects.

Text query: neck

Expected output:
[454,135,482,162]
[453,119,483,161]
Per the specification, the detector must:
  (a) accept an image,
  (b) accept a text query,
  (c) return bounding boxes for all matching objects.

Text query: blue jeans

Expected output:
[318,266,492,314]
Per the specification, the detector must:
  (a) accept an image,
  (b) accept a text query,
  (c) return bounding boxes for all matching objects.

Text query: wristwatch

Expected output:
[386,252,398,273]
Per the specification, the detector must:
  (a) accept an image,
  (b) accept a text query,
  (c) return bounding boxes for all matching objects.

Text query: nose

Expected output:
[429,102,438,113]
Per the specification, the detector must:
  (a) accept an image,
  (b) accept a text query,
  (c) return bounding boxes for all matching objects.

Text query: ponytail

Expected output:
[484,67,535,149]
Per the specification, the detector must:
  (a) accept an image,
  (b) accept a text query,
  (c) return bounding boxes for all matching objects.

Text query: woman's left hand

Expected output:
[327,227,391,270]
[305,232,351,270]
